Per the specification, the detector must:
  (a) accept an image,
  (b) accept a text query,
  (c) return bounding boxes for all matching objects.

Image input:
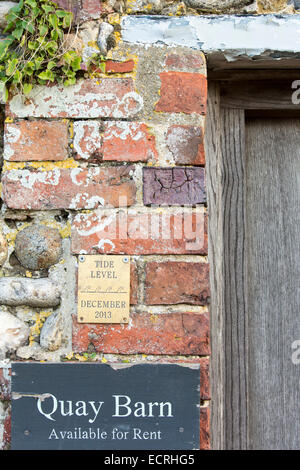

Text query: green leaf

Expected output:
[22,20,34,34]
[25,0,37,7]
[6,58,18,76]
[51,29,58,40]
[23,83,32,95]
[13,69,22,83]
[71,56,81,72]
[38,69,54,82]
[41,4,54,14]
[38,24,48,36]
[47,60,56,70]
[56,10,67,18]
[48,14,58,29]
[0,39,12,60]
[34,57,44,70]
[64,77,76,86]
[62,13,72,29]
[28,40,38,50]
[12,26,24,40]
[2,84,9,103]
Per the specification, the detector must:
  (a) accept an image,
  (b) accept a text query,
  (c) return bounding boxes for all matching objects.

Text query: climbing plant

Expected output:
[0,0,98,101]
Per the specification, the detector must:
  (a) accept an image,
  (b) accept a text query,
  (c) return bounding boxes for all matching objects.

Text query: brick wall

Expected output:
[0,39,209,449]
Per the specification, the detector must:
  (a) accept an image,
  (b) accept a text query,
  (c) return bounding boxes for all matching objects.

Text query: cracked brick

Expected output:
[143,167,206,205]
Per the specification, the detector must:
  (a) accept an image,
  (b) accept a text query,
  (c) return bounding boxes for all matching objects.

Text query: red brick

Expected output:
[0,368,10,401]
[72,312,210,355]
[105,60,135,74]
[4,120,68,162]
[7,79,143,119]
[102,122,157,162]
[165,52,205,71]
[73,121,157,162]
[71,209,207,255]
[145,261,210,305]
[155,72,207,115]
[2,166,136,210]
[73,121,103,161]
[166,125,205,165]
[200,407,210,450]
[0,407,11,450]
[53,0,103,21]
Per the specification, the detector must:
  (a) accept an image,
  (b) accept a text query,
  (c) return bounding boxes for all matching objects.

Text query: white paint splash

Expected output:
[3,125,21,160]
[73,121,102,160]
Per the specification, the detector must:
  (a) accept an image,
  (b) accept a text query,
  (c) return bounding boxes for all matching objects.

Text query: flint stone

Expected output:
[40,312,62,351]
[0,311,30,357]
[15,225,62,270]
[0,277,61,307]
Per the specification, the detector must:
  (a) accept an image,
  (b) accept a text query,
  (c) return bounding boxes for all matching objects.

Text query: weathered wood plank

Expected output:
[205,83,225,450]
[246,118,300,449]
[221,80,300,110]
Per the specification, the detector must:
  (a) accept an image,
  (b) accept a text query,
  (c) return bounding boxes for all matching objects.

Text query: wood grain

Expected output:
[246,119,300,449]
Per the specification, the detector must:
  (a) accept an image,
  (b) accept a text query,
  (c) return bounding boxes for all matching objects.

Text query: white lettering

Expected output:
[37,394,57,421]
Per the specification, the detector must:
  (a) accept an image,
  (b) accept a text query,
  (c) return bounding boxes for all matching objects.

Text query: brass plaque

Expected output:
[77,255,130,323]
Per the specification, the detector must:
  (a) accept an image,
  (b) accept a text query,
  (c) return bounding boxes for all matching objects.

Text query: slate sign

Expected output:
[11,363,200,450]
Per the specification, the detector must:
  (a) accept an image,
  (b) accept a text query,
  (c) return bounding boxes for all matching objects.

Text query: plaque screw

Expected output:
[79,255,85,263]
[123,257,129,263]
[24,430,30,436]
[179,427,184,433]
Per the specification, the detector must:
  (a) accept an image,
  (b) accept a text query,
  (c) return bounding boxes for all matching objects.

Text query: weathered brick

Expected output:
[7,79,143,119]
[200,407,210,450]
[73,121,103,161]
[71,209,207,254]
[143,167,206,205]
[165,52,206,72]
[102,122,157,162]
[145,261,210,305]
[73,121,157,162]
[53,0,103,22]
[2,166,136,210]
[105,60,135,74]
[155,72,207,115]
[4,120,68,162]
[72,312,210,355]
[166,125,205,165]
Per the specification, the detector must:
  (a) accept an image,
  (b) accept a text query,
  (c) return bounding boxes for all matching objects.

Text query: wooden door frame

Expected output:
[205,75,300,450]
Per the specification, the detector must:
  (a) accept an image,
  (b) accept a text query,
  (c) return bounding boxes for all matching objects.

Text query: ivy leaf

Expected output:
[47,60,57,70]
[56,10,67,18]
[6,58,18,76]
[23,83,32,95]
[22,20,34,34]
[41,4,54,15]
[48,14,58,29]
[38,69,54,82]
[12,26,24,40]
[71,56,81,72]
[13,69,22,84]
[0,39,12,60]
[62,13,72,29]
[25,0,37,7]
[64,77,76,86]
[38,24,48,36]
[2,84,9,103]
